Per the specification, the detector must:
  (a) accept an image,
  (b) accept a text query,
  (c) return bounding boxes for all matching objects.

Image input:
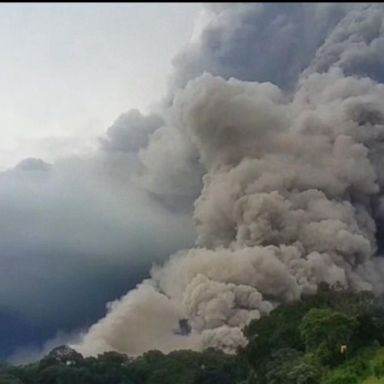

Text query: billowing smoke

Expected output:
[72,3,384,356]
[0,109,195,361]
[171,3,353,89]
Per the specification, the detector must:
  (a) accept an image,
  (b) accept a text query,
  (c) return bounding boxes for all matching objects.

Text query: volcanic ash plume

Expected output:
[74,3,384,356]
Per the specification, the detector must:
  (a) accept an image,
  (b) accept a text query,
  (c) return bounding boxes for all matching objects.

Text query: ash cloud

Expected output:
[100,109,163,153]
[72,3,384,357]
[4,2,384,363]
[0,112,195,360]
[172,3,353,90]
[306,4,384,83]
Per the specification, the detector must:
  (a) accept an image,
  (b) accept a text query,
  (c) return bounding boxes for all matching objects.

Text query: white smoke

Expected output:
[74,3,384,356]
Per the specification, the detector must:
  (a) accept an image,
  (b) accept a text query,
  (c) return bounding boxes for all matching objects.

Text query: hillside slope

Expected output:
[2,286,384,384]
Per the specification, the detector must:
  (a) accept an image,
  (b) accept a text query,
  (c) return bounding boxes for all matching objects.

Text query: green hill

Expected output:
[2,285,384,384]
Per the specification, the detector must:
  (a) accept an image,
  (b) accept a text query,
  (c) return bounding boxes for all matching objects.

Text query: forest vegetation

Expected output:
[2,285,384,384]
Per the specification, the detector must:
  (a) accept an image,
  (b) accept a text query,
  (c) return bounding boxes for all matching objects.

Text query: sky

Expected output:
[0,3,201,169]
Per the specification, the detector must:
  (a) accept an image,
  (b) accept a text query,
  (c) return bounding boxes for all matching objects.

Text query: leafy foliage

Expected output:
[2,287,384,384]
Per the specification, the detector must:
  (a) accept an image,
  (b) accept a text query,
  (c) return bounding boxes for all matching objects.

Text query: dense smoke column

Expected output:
[73,3,384,357]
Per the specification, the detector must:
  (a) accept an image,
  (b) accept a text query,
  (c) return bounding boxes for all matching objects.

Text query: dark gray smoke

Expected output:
[172,3,353,89]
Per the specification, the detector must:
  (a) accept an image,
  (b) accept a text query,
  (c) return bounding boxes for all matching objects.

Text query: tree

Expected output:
[322,370,358,384]
[0,374,24,384]
[299,308,357,364]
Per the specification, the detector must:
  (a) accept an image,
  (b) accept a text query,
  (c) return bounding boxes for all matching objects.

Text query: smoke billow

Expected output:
[0,110,195,361]
[71,3,384,356]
